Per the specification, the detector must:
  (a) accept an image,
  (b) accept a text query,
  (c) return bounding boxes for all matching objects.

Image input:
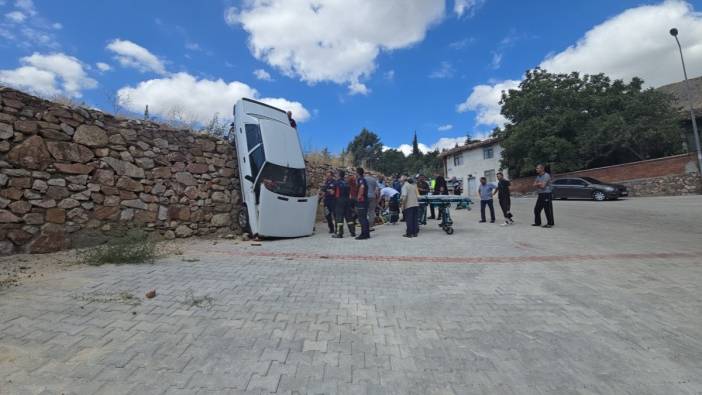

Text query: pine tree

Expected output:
[411,131,421,158]
[144,105,150,120]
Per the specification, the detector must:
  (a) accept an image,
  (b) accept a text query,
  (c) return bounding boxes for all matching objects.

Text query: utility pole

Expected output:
[670,28,702,176]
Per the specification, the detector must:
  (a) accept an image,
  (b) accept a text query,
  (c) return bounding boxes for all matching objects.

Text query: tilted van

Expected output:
[228,98,318,237]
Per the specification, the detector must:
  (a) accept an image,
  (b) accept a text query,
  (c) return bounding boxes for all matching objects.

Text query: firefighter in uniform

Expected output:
[322,170,337,234]
[332,170,356,238]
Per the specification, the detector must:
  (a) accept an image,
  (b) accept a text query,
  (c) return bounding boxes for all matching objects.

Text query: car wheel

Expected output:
[593,191,607,201]
[238,204,252,235]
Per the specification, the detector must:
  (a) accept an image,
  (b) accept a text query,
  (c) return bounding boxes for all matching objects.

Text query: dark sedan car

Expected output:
[552,177,628,201]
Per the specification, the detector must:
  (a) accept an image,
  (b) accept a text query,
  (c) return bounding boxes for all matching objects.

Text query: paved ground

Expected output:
[1,196,701,394]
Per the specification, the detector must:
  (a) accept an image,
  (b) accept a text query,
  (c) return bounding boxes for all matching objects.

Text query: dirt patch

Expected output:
[0,249,79,290]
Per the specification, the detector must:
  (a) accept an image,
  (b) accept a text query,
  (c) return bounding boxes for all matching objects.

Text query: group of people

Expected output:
[320,169,460,240]
[475,164,554,228]
[320,167,378,240]
[320,163,555,240]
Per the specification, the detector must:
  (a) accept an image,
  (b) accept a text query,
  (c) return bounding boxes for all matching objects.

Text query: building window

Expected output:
[483,147,494,159]
[453,154,464,166]
[484,169,496,182]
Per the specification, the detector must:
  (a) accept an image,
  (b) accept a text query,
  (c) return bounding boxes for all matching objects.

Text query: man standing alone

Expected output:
[532,164,554,228]
[355,168,371,240]
[478,177,496,223]
[494,172,514,225]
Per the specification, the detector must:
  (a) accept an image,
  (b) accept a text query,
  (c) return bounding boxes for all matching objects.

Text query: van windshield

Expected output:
[259,163,307,197]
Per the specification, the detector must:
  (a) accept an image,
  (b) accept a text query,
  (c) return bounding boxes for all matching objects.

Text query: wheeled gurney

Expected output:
[418,195,473,234]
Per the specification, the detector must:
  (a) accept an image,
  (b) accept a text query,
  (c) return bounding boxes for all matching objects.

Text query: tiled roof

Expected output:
[437,137,501,158]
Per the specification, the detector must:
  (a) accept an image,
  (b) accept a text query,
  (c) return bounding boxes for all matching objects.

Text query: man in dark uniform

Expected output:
[494,172,514,225]
[355,167,370,240]
[416,174,430,225]
[332,170,356,238]
[321,170,336,234]
[433,173,448,220]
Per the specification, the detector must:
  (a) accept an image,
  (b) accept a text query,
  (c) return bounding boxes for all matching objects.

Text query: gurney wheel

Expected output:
[445,227,454,235]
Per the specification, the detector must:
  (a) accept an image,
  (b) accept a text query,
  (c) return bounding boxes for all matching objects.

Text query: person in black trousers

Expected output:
[532,164,555,228]
[477,177,496,223]
[355,167,371,240]
[493,172,514,225]
[433,174,448,220]
[321,170,336,233]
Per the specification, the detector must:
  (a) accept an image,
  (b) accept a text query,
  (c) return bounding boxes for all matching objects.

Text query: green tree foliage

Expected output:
[346,128,383,168]
[495,68,685,177]
[344,129,445,176]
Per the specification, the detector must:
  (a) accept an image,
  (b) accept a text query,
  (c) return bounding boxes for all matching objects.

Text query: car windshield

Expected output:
[581,177,604,184]
[258,163,307,197]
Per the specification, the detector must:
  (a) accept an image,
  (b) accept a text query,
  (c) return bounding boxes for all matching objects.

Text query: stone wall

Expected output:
[0,87,241,256]
[509,153,701,196]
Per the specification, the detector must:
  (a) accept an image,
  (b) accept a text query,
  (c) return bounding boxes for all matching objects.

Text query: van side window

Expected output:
[245,124,263,151]
[249,146,265,179]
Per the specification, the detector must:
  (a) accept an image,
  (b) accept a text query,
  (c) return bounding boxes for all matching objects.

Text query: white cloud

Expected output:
[52,22,61,30]
[438,124,454,131]
[348,80,370,95]
[0,52,97,97]
[454,0,485,17]
[457,79,520,126]
[457,0,702,127]
[14,0,36,16]
[0,66,57,96]
[489,51,503,69]
[253,68,272,81]
[226,0,444,93]
[106,39,167,75]
[429,61,455,79]
[539,0,702,88]
[116,72,310,125]
[96,62,112,72]
[384,70,395,80]
[5,11,26,23]
[394,137,467,156]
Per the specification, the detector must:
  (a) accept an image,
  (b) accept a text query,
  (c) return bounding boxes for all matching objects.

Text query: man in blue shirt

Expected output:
[355,167,371,240]
[532,164,555,228]
[477,177,496,223]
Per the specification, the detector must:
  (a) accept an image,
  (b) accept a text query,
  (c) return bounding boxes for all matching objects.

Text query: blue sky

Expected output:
[1,0,701,154]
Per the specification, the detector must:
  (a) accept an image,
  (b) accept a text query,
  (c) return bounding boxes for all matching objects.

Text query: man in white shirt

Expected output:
[379,186,400,224]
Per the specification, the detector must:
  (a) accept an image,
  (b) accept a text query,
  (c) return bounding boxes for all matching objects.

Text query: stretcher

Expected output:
[418,195,473,235]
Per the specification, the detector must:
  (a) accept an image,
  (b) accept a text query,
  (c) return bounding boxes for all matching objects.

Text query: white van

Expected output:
[228,98,318,238]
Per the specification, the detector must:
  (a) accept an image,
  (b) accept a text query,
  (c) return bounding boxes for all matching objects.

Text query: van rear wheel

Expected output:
[238,204,251,235]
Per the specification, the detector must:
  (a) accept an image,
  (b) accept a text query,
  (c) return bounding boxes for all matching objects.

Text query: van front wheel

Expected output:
[238,204,251,235]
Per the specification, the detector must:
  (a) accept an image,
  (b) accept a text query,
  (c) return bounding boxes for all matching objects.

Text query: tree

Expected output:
[375,148,406,176]
[496,68,685,177]
[144,105,150,120]
[346,128,383,168]
[200,113,227,137]
[411,131,422,158]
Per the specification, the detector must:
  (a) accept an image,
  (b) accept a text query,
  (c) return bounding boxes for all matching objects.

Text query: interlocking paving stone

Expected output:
[1,197,702,394]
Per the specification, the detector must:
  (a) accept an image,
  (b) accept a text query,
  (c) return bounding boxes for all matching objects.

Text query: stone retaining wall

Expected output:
[0,87,241,255]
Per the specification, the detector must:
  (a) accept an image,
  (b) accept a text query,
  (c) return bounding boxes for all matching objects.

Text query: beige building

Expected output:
[438,138,507,196]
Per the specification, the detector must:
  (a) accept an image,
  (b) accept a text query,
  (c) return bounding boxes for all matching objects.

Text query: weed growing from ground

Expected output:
[79,230,158,265]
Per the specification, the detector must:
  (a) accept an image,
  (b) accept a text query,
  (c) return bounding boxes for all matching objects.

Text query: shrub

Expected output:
[79,230,158,265]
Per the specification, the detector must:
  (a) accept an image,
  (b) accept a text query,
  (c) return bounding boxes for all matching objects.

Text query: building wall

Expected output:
[445,143,507,196]
[509,153,701,197]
